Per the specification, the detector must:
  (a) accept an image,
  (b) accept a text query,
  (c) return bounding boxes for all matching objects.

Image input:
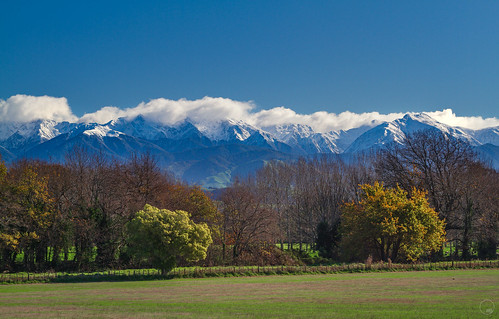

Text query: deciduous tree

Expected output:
[341,182,446,262]
[375,130,498,259]
[219,179,276,260]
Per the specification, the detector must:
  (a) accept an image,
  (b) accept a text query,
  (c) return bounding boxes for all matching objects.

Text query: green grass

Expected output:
[0,269,497,318]
[14,246,98,263]
[278,243,314,251]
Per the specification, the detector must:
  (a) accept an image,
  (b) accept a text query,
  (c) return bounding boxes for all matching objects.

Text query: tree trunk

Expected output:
[461,201,473,260]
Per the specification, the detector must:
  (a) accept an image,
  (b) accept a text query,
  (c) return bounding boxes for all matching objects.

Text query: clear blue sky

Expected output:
[1,0,498,118]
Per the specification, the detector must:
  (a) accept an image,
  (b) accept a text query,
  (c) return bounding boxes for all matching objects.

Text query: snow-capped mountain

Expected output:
[0,119,71,142]
[0,112,498,188]
[345,113,481,153]
[107,115,166,140]
[196,119,287,151]
[0,120,75,153]
[329,125,375,152]
[467,126,499,146]
[263,124,341,154]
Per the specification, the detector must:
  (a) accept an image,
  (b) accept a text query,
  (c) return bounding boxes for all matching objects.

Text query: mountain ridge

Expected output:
[0,112,498,188]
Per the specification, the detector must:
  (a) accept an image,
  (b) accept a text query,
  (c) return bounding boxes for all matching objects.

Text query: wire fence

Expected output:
[1,260,498,284]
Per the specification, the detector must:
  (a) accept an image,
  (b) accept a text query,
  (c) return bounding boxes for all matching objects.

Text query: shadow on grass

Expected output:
[2,260,498,284]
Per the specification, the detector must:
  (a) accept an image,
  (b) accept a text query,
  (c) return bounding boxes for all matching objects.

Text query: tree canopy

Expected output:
[0,160,55,270]
[341,182,446,262]
[127,204,212,274]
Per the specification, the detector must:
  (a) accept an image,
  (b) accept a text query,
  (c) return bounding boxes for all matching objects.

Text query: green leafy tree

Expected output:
[127,204,212,274]
[341,182,446,262]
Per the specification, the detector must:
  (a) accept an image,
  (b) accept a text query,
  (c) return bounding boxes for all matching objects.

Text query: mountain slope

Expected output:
[469,126,499,146]
[345,113,480,153]
[476,143,499,169]
[263,124,342,154]
[1,112,498,188]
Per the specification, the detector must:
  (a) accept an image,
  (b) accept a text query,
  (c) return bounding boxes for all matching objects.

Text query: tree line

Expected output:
[0,148,219,272]
[218,130,497,262]
[0,130,497,272]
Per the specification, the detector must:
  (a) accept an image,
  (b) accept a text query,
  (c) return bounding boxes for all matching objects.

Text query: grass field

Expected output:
[0,269,497,318]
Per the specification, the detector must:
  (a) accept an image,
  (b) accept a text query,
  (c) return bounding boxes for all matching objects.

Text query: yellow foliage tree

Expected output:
[341,182,446,262]
[0,159,21,258]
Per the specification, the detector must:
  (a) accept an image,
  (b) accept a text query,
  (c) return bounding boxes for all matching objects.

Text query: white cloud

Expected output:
[79,97,402,132]
[251,108,499,132]
[79,97,255,125]
[424,109,499,130]
[79,106,127,124]
[251,107,404,132]
[2,95,498,131]
[80,99,499,131]
[0,94,77,123]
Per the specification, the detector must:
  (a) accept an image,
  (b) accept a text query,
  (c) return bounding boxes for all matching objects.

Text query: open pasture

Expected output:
[0,269,497,318]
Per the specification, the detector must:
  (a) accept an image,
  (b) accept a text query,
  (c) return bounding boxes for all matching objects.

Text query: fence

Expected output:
[1,260,498,284]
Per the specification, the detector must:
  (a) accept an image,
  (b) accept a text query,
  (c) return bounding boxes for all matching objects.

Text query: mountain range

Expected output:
[0,113,498,189]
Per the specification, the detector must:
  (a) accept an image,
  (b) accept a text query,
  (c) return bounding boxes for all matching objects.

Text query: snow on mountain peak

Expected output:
[399,112,450,133]
[261,123,342,153]
[107,116,167,140]
[1,112,498,167]
[0,119,72,143]
[37,119,62,141]
[264,123,315,142]
[403,112,434,122]
[193,118,258,141]
[82,125,122,138]
[345,112,483,153]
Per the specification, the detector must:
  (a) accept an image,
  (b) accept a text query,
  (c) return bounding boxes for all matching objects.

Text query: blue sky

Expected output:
[1,0,498,119]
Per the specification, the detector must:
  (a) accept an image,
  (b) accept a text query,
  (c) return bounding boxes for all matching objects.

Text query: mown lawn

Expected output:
[0,269,497,318]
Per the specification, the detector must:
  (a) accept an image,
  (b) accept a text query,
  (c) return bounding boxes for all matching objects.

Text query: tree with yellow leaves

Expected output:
[12,163,55,269]
[0,158,20,265]
[341,182,446,262]
[0,159,55,270]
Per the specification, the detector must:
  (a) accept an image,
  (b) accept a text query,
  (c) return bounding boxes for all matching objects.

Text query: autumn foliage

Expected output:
[0,152,219,272]
[0,130,497,272]
[341,182,446,262]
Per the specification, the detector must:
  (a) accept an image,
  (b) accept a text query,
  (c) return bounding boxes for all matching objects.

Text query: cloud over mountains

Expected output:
[0,95,78,123]
[1,94,498,131]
